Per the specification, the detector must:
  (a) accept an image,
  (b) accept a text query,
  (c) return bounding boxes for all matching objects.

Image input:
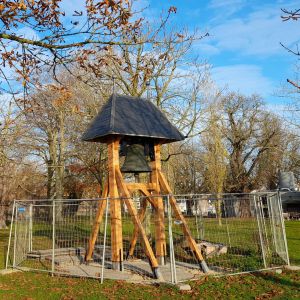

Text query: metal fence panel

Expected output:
[6,192,289,283]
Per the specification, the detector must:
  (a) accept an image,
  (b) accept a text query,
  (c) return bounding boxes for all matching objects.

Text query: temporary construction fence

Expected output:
[6,192,289,284]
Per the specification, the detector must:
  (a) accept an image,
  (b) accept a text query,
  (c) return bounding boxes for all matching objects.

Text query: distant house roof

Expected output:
[82,94,185,144]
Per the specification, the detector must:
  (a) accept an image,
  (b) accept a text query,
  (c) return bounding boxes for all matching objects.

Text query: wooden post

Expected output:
[150,144,166,265]
[108,139,123,271]
[85,181,108,262]
[158,170,209,273]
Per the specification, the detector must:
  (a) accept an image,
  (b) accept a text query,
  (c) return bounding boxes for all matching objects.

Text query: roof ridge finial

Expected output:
[112,76,115,94]
[146,81,150,100]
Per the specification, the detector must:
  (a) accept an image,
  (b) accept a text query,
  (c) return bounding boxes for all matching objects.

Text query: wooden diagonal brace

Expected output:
[127,197,148,258]
[85,181,108,262]
[157,170,209,273]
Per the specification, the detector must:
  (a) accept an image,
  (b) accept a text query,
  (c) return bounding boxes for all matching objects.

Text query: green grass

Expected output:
[285,221,300,266]
[0,229,8,269]
[0,220,299,299]
[0,267,299,299]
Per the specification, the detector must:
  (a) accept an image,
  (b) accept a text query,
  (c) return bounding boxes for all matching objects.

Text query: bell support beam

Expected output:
[125,183,158,191]
[85,181,108,262]
[150,144,166,265]
[115,167,163,280]
[108,138,123,271]
[157,170,209,273]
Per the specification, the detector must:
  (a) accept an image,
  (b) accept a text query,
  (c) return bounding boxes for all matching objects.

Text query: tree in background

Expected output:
[0,99,43,228]
[221,93,282,193]
[202,105,228,225]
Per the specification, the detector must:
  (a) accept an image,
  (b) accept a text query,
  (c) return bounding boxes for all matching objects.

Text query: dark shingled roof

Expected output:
[82,94,185,143]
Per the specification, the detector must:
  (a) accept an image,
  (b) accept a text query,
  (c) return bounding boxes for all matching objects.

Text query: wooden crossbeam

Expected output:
[85,181,108,262]
[126,183,158,191]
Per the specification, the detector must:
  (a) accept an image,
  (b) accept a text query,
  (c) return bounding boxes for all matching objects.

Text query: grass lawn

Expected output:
[0,269,299,300]
[285,221,300,266]
[0,220,299,299]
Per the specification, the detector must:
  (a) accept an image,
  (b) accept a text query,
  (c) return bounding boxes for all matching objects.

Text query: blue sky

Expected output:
[2,0,299,109]
[144,0,300,106]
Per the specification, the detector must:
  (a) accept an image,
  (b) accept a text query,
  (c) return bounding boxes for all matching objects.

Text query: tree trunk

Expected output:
[55,111,66,220]
[0,205,7,229]
[186,199,193,216]
[216,194,222,226]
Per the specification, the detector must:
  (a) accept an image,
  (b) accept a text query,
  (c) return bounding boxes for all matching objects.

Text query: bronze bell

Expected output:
[121,144,151,173]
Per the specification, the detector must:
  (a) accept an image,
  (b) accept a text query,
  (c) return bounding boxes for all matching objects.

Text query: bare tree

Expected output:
[280,7,300,90]
[221,93,282,193]
[0,0,147,94]
[202,105,228,225]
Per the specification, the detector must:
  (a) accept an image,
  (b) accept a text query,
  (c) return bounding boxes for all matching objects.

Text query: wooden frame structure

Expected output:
[85,139,208,279]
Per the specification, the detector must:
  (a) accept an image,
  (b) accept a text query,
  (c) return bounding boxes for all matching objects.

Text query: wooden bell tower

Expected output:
[82,94,208,279]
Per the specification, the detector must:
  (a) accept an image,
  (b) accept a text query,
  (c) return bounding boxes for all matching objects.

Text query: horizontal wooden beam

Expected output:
[126,183,158,191]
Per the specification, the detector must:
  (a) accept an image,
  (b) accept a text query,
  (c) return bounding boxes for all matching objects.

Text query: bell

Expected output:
[121,144,151,173]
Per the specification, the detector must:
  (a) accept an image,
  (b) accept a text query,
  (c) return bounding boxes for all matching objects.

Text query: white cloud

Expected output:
[212,64,274,96]
[194,42,220,56]
[206,2,300,57]
[15,27,39,41]
[208,0,246,9]
[208,0,247,19]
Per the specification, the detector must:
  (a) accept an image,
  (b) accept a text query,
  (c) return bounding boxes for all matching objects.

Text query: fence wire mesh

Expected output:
[6,192,289,283]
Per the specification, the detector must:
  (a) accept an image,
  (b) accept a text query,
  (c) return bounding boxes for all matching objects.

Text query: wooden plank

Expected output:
[126,183,158,191]
[150,144,166,263]
[115,167,159,269]
[85,181,108,261]
[108,139,123,269]
[157,170,205,263]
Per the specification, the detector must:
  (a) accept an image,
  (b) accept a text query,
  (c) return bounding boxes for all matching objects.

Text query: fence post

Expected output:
[101,197,109,284]
[254,195,267,268]
[194,195,201,241]
[6,201,16,269]
[223,198,232,248]
[13,202,18,268]
[167,194,177,284]
[29,203,33,252]
[277,191,290,266]
[52,200,56,276]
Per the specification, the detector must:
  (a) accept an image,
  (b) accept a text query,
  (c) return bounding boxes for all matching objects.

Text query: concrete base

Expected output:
[0,268,21,275]
[112,261,123,271]
[157,256,166,266]
[152,267,164,281]
[284,265,300,271]
[48,257,210,283]
[178,284,192,291]
[200,260,209,273]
